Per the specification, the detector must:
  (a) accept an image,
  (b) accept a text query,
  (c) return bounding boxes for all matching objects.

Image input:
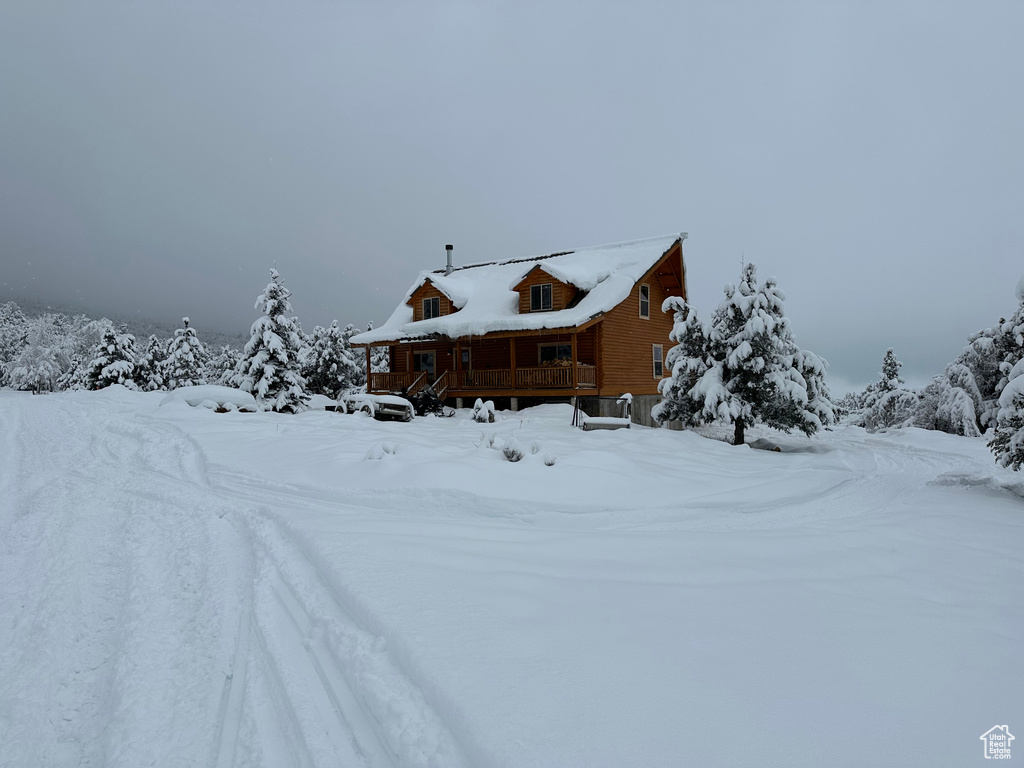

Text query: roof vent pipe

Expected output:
[445,244,454,275]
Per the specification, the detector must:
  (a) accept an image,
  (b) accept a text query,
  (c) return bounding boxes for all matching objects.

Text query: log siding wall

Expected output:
[596,245,684,397]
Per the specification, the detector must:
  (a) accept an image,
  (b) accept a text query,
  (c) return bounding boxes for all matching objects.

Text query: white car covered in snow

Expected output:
[339,392,415,421]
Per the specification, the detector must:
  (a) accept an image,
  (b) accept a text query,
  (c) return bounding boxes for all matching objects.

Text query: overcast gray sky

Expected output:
[1,1,1021,391]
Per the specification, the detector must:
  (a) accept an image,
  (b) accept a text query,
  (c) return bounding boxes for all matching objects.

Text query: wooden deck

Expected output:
[368,364,597,396]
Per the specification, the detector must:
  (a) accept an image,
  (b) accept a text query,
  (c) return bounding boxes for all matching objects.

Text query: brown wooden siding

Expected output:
[514,267,577,314]
[596,244,685,397]
[408,282,455,322]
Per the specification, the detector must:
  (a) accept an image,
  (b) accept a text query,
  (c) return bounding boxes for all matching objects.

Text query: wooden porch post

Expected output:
[509,337,516,390]
[571,331,578,391]
[455,340,462,390]
[365,346,372,392]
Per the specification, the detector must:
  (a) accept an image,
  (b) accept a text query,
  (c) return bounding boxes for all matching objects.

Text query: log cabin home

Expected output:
[349,233,688,417]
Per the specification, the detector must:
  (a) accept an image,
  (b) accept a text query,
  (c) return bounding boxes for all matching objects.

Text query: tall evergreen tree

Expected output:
[84,327,139,390]
[367,322,390,377]
[654,263,834,444]
[652,297,708,426]
[861,348,918,432]
[302,321,361,399]
[135,334,168,392]
[162,317,208,389]
[233,268,308,412]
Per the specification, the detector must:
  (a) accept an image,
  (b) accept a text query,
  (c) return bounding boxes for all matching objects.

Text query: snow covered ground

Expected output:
[1,387,1021,767]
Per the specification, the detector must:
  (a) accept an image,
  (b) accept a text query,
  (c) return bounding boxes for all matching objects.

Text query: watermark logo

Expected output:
[980,725,1014,759]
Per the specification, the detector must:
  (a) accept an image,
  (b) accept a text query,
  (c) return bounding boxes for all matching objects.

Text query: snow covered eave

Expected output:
[350,311,608,347]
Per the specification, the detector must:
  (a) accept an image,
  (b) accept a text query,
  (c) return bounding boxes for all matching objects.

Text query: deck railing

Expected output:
[368,372,413,392]
[459,369,513,389]
[371,365,597,393]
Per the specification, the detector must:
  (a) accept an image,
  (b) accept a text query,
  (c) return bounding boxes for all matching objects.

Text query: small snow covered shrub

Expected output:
[364,441,399,461]
[543,453,557,466]
[501,437,524,462]
[530,440,542,455]
[472,398,496,423]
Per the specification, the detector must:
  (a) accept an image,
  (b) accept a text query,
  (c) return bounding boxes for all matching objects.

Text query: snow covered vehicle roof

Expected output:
[351,234,686,346]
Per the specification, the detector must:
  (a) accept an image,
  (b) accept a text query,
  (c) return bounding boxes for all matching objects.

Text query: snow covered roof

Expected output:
[351,234,685,345]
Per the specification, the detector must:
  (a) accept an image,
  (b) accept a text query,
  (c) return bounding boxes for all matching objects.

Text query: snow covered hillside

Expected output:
[1,388,1021,767]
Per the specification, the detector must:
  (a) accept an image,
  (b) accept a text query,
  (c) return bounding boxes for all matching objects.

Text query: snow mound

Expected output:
[160,385,257,411]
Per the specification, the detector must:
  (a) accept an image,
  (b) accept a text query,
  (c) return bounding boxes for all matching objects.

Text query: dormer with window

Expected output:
[513,265,579,314]
[407,278,458,322]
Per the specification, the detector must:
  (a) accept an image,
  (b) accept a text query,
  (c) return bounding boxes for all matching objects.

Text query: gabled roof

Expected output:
[351,233,685,345]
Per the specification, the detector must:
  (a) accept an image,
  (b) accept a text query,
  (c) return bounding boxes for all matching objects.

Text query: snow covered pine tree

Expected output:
[135,334,168,392]
[233,268,309,412]
[653,263,834,444]
[989,276,1024,470]
[861,349,919,432]
[162,317,208,389]
[301,320,361,399]
[84,327,139,390]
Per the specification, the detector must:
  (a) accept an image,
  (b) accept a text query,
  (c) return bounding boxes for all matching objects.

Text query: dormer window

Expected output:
[530,283,553,311]
[639,284,650,319]
[423,296,440,319]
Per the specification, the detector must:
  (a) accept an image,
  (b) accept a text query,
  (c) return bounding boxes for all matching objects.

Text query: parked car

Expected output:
[339,393,415,422]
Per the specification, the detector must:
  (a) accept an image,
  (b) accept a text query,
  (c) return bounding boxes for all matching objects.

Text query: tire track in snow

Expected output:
[239,508,470,768]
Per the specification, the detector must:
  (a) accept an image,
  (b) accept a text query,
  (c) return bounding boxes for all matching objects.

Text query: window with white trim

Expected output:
[652,344,663,378]
[530,283,553,311]
[639,284,650,319]
[422,296,440,319]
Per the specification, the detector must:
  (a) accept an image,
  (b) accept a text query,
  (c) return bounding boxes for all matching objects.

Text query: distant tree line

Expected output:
[837,280,1024,470]
[0,268,391,411]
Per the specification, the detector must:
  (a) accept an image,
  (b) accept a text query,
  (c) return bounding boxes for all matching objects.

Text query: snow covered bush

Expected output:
[501,437,524,462]
[162,317,208,389]
[302,320,361,399]
[233,268,309,413]
[472,399,496,423]
[653,263,835,445]
[84,328,139,390]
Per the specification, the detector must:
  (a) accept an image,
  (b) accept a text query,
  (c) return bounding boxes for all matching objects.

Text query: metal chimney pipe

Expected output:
[445,244,454,275]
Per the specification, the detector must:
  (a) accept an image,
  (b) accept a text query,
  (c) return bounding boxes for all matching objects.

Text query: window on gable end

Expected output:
[639,284,650,319]
[530,283,553,311]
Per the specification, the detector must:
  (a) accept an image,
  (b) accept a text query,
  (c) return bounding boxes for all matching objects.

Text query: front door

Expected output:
[413,351,435,382]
